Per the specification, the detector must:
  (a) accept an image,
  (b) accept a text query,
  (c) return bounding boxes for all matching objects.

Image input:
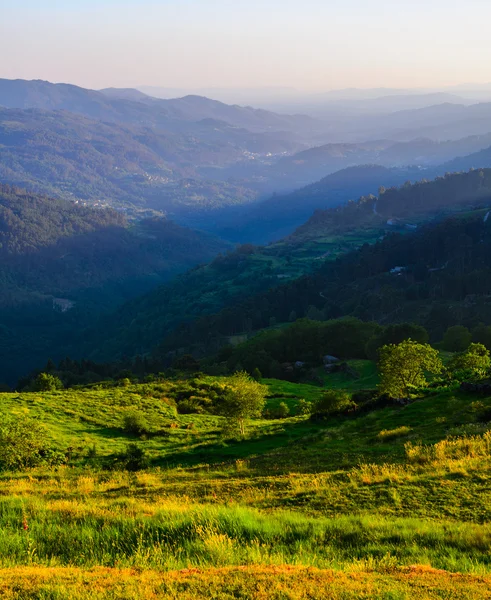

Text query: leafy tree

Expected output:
[443,326,472,352]
[378,340,443,398]
[30,372,63,392]
[448,343,491,380]
[0,415,52,470]
[218,371,267,436]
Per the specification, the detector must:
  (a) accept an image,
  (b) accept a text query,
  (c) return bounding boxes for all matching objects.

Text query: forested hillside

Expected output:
[5,169,491,385]
[0,185,228,384]
[214,157,491,244]
[156,208,491,360]
[0,108,264,215]
[70,169,491,368]
[293,167,491,240]
[221,165,415,243]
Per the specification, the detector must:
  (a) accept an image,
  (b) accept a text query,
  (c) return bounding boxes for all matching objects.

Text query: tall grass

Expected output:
[405,430,491,464]
[0,493,491,574]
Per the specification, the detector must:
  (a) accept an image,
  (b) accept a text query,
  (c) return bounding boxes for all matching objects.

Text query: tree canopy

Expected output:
[217,372,267,436]
[378,340,443,398]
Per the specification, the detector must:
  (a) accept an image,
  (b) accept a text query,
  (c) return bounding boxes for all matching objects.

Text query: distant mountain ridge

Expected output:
[0,78,318,135]
[212,141,491,244]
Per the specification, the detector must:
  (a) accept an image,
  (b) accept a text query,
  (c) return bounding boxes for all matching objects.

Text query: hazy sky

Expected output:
[1,0,491,91]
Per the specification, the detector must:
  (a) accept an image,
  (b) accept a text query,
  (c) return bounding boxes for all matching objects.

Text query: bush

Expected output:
[264,401,290,419]
[0,415,57,470]
[448,343,491,381]
[312,390,356,419]
[177,398,206,414]
[115,444,149,471]
[29,372,63,392]
[296,399,313,416]
[122,410,149,436]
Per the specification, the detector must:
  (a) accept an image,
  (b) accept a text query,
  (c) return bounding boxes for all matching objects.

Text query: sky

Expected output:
[1,0,491,92]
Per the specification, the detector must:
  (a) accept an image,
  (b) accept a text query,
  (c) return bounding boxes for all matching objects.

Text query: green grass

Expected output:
[320,359,379,390]
[2,374,491,597]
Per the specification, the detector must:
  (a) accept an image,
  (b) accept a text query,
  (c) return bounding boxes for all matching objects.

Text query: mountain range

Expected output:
[5,78,491,384]
[5,79,491,244]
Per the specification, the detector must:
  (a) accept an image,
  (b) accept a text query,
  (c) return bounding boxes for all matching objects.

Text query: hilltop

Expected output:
[0,78,318,134]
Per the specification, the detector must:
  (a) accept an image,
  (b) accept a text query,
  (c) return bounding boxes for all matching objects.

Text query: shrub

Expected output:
[122,410,149,436]
[177,398,205,414]
[0,415,55,470]
[312,390,356,419]
[115,444,149,471]
[448,343,491,381]
[264,401,290,419]
[29,372,63,392]
[296,399,313,416]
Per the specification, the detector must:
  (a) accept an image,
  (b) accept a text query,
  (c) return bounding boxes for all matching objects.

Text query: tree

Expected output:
[378,340,443,398]
[442,326,472,352]
[30,372,63,392]
[219,372,267,436]
[448,343,491,380]
[0,415,53,470]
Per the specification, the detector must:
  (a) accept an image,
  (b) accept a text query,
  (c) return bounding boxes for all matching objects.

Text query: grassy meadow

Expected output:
[1,368,491,598]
